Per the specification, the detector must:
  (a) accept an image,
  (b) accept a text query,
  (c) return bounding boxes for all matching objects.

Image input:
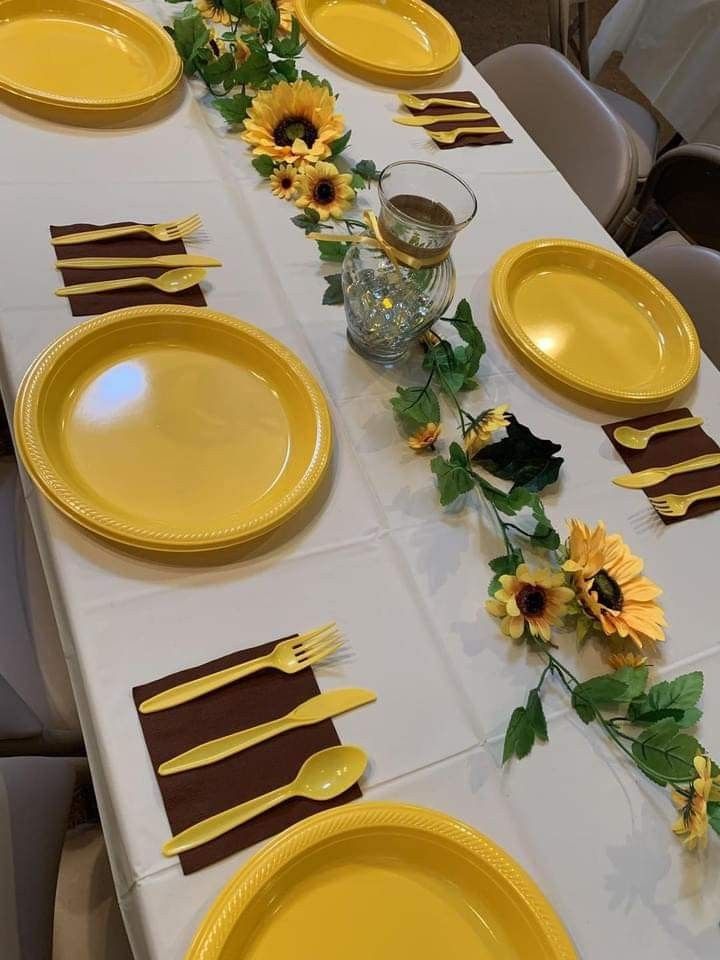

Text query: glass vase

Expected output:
[342,161,477,364]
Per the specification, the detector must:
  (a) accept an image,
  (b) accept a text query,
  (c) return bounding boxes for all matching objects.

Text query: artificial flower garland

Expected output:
[168,0,719,851]
[394,301,719,851]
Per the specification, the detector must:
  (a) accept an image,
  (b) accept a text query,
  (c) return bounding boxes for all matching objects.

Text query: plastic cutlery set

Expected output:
[139,624,376,858]
[612,415,720,517]
[52,215,218,296]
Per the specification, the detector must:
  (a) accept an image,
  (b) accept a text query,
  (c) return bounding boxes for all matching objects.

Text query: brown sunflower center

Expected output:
[273,116,318,147]
[592,569,623,611]
[516,585,547,618]
[280,175,294,189]
[313,180,336,204]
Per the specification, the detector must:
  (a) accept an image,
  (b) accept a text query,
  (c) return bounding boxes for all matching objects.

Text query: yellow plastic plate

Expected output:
[14,306,332,552]
[295,0,461,85]
[492,239,700,404]
[0,0,181,111]
[186,803,577,960]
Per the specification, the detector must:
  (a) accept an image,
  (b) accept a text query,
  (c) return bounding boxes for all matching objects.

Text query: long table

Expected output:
[1,5,719,956]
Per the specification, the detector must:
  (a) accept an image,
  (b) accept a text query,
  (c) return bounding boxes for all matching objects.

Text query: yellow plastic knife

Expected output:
[157,687,376,776]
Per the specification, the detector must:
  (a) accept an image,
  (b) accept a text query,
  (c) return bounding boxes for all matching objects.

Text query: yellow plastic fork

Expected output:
[649,484,720,517]
[138,624,342,713]
[51,215,203,246]
[428,126,503,144]
[398,93,481,111]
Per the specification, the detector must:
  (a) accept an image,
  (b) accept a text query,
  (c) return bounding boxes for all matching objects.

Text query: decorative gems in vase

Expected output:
[340,161,477,364]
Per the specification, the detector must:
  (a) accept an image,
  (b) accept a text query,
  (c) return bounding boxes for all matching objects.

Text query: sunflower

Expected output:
[295,161,355,220]
[486,563,575,642]
[671,756,720,849]
[606,652,648,670]
[195,0,232,25]
[563,520,666,650]
[233,37,251,64]
[241,80,345,167]
[269,164,299,200]
[464,405,510,458]
[408,422,441,451]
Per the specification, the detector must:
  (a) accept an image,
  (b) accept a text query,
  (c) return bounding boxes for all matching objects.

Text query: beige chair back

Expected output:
[477,44,637,234]
[632,242,720,368]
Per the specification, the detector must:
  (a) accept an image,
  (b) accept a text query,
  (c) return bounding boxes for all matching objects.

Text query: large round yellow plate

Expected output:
[295,0,461,85]
[14,306,332,552]
[186,803,577,960]
[492,239,700,404]
[0,0,181,112]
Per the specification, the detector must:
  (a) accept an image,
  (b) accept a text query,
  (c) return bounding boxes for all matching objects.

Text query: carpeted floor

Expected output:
[427,0,674,142]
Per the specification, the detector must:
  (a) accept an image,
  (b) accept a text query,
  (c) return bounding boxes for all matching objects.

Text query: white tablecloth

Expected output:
[590,0,720,142]
[1,3,719,956]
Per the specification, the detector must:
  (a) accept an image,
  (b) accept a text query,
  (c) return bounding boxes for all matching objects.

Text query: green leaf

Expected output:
[476,414,563,493]
[213,93,252,124]
[631,708,685,725]
[611,666,649,702]
[632,718,700,785]
[573,675,630,706]
[573,698,596,724]
[502,706,535,763]
[526,689,548,741]
[353,159,380,181]
[475,479,560,549]
[487,552,522,597]
[708,802,720,837]
[350,172,367,190]
[430,443,475,506]
[234,45,274,87]
[322,273,344,306]
[329,129,352,157]
[390,385,440,425]
[676,706,703,728]
[628,671,704,721]
[222,0,245,15]
[273,57,298,81]
[252,155,274,177]
[444,299,485,376]
[315,240,349,263]
[203,50,235,82]
[172,9,210,74]
[300,69,334,94]
[290,210,322,234]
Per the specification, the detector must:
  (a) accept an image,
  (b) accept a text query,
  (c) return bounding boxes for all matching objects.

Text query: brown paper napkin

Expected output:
[50,222,207,317]
[603,407,720,524]
[133,636,361,874]
[402,91,512,148]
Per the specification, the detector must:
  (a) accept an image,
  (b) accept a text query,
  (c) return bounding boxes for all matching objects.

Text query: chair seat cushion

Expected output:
[595,86,659,180]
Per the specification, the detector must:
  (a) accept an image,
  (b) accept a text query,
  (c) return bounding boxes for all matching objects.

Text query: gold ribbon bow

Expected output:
[307,210,449,270]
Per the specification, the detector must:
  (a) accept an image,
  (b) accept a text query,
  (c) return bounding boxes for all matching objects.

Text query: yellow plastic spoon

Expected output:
[162,745,367,857]
[54,266,206,297]
[612,416,703,450]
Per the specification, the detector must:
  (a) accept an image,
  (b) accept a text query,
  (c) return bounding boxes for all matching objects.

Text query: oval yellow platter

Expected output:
[491,239,700,404]
[0,0,181,113]
[295,0,461,85]
[186,803,577,960]
[14,306,332,552]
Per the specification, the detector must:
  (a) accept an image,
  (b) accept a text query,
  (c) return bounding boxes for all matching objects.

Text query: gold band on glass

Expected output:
[307,211,449,270]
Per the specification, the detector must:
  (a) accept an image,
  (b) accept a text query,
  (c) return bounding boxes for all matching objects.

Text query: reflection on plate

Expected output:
[14,305,331,551]
[295,0,460,84]
[491,238,699,404]
[186,803,577,960]
[0,0,181,117]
